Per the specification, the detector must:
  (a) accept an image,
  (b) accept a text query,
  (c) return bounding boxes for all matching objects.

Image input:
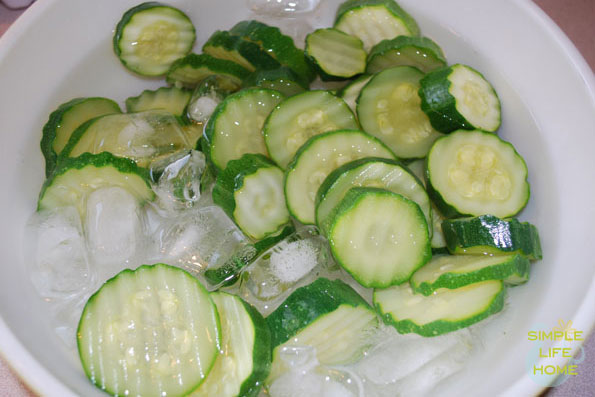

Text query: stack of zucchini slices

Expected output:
[35,0,544,395]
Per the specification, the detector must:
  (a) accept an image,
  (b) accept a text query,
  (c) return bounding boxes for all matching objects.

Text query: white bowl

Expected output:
[0,0,594,395]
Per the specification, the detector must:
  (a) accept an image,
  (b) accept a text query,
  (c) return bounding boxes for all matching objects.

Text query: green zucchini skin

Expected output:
[366,35,446,74]
[442,215,543,260]
[266,277,373,348]
[419,64,501,133]
[230,20,315,83]
[243,67,309,97]
[166,53,251,90]
[113,2,196,76]
[38,151,154,211]
[125,86,191,117]
[410,254,530,296]
[203,30,281,72]
[41,97,122,178]
[374,281,506,337]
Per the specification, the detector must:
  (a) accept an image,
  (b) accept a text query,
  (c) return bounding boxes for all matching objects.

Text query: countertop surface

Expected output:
[1,0,594,396]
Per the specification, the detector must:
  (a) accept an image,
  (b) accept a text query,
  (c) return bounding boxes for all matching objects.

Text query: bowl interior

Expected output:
[0,0,594,395]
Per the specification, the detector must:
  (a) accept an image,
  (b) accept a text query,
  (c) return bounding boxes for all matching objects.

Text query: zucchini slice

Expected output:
[204,88,284,171]
[426,130,530,218]
[125,86,191,117]
[38,152,154,218]
[374,280,506,337]
[284,129,396,224]
[334,0,420,52]
[61,110,193,168]
[77,264,220,396]
[113,2,196,76]
[357,66,444,159]
[191,292,271,397]
[338,74,372,114]
[213,154,290,240]
[263,90,359,169]
[230,20,315,83]
[315,157,431,238]
[166,53,250,90]
[419,64,501,133]
[41,97,122,178]
[203,30,281,72]
[328,187,431,288]
[305,28,367,81]
[266,278,377,381]
[441,215,542,260]
[410,254,530,296]
[367,36,447,74]
[243,67,308,97]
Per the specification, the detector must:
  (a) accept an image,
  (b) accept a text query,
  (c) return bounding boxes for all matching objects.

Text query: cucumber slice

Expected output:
[213,154,290,240]
[374,280,505,337]
[305,28,366,81]
[61,110,193,168]
[410,254,530,296]
[38,152,154,218]
[77,264,220,396]
[442,215,542,260]
[203,30,281,72]
[315,157,431,238]
[367,36,447,74]
[419,64,501,133]
[126,86,191,117]
[113,2,196,76]
[41,97,122,178]
[338,74,372,114]
[191,292,271,397]
[166,53,251,90]
[334,0,420,52]
[243,67,308,97]
[229,20,315,83]
[266,278,377,381]
[328,187,431,288]
[426,130,530,218]
[285,129,396,224]
[204,88,284,171]
[263,90,359,169]
[357,66,444,159]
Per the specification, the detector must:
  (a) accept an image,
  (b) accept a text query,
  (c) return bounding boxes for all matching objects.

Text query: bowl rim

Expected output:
[0,0,594,396]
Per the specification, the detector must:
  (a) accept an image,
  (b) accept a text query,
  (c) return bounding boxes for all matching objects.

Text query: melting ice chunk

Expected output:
[85,187,145,278]
[246,0,320,15]
[25,206,94,299]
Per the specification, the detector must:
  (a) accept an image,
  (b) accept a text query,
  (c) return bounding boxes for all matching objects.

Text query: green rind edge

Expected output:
[166,53,251,88]
[305,28,366,81]
[335,0,420,36]
[367,35,446,73]
[125,86,192,116]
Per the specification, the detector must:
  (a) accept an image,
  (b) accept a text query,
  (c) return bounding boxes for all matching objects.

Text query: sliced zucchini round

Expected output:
[125,86,191,117]
[243,67,308,97]
[113,2,196,76]
[263,90,359,169]
[266,277,377,382]
[410,254,530,296]
[426,130,530,218]
[328,187,431,288]
[367,35,446,74]
[338,74,372,114]
[77,264,220,396]
[204,88,284,171]
[191,292,271,397]
[315,157,431,238]
[166,53,251,91]
[334,0,420,52]
[374,280,506,337]
[38,152,154,218]
[357,66,444,159]
[41,97,122,177]
[419,64,501,133]
[441,215,542,260]
[305,28,366,81]
[284,129,396,224]
[213,154,290,241]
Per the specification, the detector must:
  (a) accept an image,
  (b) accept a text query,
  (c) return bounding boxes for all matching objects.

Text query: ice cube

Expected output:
[85,187,146,279]
[151,206,248,277]
[151,150,206,213]
[246,0,320,15]
[51,294,90,350]
[25,206,95,299]
[239,226,338,315]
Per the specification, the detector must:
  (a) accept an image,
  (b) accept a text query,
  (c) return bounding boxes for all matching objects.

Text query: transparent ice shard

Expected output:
[246,0,320,16]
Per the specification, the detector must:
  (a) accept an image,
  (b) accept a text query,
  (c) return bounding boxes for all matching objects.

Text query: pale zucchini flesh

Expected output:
[305,28,366,80]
